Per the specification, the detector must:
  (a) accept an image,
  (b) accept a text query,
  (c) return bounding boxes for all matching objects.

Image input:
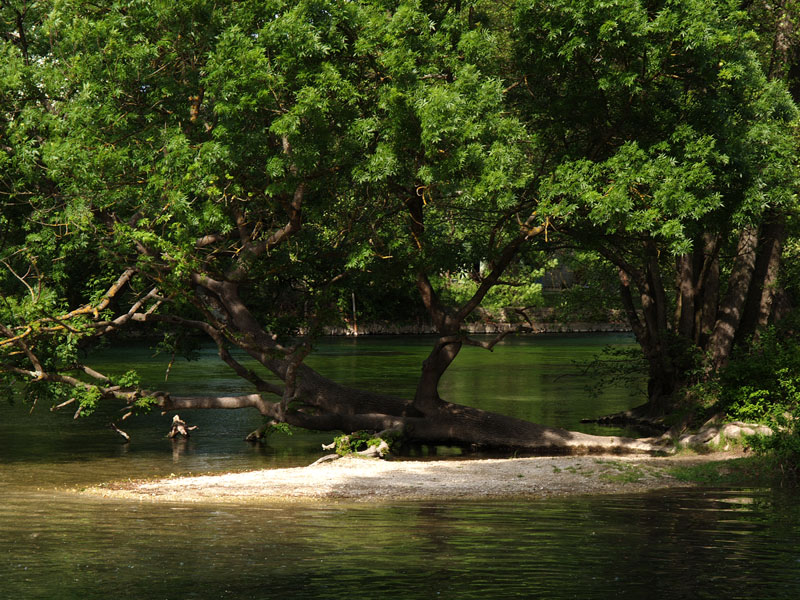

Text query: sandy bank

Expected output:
[85,453,737,504]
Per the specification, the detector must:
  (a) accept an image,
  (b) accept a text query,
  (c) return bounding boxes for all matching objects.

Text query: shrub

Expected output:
[714,323,800,481]
[717,326,800,423]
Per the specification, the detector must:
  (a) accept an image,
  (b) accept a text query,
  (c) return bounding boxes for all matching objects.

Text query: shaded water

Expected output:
[2,488,799,599]
[2,334,800,599]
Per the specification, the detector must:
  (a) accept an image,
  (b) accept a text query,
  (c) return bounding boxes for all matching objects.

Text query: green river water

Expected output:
[2,334,799,599]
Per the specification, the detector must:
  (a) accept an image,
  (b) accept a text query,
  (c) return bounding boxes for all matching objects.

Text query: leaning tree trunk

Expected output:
[161,365,667,454]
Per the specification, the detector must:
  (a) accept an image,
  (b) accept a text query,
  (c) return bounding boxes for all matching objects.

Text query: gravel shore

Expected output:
[86,453,734,503]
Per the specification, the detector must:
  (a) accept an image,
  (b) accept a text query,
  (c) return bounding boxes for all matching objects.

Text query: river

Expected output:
[1,334,799,599]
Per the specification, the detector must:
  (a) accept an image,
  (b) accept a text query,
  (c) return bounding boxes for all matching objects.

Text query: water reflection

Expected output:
[1,489,798,599]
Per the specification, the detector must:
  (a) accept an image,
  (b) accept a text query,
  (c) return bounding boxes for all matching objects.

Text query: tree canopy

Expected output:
[1,0,798,451]
[514,0,800,412]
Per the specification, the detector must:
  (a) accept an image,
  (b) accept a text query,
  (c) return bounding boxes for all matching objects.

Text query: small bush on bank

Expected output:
[720,332,800,423]
[746,408,800,484]
[711,323,800,482]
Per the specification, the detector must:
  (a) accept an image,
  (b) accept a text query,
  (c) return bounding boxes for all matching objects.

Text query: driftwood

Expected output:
[311,437,392,466]
[168,415,198,438]
[109,422,131,441]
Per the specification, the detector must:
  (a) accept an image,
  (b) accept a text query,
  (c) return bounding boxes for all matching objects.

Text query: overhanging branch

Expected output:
[0,268,137,348]
[455,214,545,323]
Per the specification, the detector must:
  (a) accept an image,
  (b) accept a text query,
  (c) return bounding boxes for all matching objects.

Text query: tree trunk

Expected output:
[618,268,646,344]
[413,336,462,413]
[162,374,666,454]
[737,214,785,343]
[695,233,720,348]
[707,226,758,371]
[675,253,695,338]
[616,262,681,416]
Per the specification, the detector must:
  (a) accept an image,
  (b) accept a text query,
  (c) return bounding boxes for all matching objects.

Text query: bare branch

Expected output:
[0,323,45,373]
[109,422,131,441]
[78,365,111,382]
[434,330,515,353]
[161,393,273,414]
[514,307,535,330]
[0,268,136,348]
[0,363,169,408]
[94,287,163,335]
[0,256,36,300]
[51,398,76,411]
[196,233,227,248]
[461,329,515,351]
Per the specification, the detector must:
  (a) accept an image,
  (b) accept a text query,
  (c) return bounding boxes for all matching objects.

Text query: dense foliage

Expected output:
[1,0,798,455]
[691,319,800,478]
[515,0,800,411]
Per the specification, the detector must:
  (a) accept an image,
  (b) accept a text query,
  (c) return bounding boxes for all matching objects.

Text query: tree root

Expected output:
[671,417,772,450]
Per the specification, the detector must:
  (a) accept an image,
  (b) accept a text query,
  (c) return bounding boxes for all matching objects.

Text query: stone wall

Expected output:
[323,320,631,336]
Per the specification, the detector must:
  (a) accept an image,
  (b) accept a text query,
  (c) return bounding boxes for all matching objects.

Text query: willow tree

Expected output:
[513,0,799,416]
[0,0,665,453]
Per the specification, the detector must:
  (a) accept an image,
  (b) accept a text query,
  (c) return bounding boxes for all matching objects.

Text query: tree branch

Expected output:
[225,137,305,280]
[0,268,137,347]
[454,214,545,323]
[0,363,166,406]
[161,393,273,414]
[196,233,227,248]
[126,311,285,397]
[461,329,515,351]
[93,287,163,335]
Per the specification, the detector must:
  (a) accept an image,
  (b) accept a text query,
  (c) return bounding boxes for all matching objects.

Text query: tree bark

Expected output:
[160,380,666,454]
[738,213,785,343]
[618,268,646,344]
[675,253,695,338]
[695,232,720,347]
[413,336,462,412]
[708,226,758,371]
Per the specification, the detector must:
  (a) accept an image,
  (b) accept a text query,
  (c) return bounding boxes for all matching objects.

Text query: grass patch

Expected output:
[600,470,644,484]
[598,461,647,484]
[668,456,775,486]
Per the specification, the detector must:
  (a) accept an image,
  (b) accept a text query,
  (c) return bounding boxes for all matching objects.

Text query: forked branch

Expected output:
[0,268,137,348]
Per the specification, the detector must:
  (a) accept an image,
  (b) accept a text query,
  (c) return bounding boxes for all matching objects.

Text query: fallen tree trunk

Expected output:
[161,373,669,455]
